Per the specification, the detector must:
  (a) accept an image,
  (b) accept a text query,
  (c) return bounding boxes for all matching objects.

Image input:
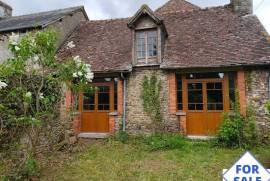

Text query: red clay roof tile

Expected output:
[58,3,270,72]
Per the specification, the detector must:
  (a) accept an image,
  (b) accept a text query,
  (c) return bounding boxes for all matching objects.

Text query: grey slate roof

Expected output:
[0,6,88,32]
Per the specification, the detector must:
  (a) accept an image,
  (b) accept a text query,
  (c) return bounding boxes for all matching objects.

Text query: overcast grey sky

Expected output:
[3,0,270,33]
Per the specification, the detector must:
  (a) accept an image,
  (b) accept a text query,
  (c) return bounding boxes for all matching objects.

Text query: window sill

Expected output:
[134,63,160,67]
[109,112,118,116]
[176,111,186,116]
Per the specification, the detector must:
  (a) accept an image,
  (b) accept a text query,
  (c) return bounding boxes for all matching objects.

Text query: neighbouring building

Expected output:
[0,2,89,143]
[0,2,88,62]
[58,0,270,139]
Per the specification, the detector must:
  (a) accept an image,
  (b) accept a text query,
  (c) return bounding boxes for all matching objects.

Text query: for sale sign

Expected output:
[223,151,270,181]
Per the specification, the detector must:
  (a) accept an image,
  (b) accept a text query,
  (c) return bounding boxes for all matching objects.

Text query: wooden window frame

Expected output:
[136,29,158,63]
[79,82,114,113]
[177,73,230,112]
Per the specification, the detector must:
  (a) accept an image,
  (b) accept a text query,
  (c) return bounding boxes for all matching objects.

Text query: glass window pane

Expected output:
[228,72,236,110]
[98,86,110,111]
[177,77,183,110]
[147,31,157,57]
[188,83,203,110]
[83,93,95,110]
[114,81,117,111]
[186,72,225,79]
[207,83,223,110]
[136,32,146,59]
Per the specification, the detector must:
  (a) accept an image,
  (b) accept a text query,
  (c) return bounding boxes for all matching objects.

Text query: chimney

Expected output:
[230,0,253,16]
[0,1,12,18]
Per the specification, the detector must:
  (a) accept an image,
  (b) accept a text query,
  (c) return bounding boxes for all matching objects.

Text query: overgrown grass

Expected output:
[40,135,270,181]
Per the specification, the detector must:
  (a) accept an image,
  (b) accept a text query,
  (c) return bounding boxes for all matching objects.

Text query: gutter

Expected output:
[120,72,127,131]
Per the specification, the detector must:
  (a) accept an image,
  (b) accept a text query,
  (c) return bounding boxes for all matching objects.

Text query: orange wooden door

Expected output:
[80,83,114,133]
[185,78,229,136]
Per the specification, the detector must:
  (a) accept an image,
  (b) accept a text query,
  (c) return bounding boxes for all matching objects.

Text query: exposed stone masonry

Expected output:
[125,68,179,134]
[245,70,270,134]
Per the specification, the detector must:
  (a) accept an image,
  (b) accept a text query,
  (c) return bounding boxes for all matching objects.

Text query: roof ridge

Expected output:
[89,17,130,23]
[0,1,12,10]
[155,0,200,15]
[4,6,84,20]
[159,5,228,17]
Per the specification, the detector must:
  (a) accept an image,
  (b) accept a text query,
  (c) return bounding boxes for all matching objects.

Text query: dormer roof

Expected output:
[127,4,163,29]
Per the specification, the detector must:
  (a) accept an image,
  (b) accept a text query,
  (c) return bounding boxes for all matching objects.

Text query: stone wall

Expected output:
[125,68,179,134]
[48,11,86,47]
[231,0,253,15]
[0,1,12,17]
[245,69,270,133]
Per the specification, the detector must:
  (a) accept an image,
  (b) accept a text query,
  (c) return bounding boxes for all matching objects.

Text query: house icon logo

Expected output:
[223,151,270,181]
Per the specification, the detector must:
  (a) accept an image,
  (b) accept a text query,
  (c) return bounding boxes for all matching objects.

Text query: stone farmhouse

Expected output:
[1,0,270,139]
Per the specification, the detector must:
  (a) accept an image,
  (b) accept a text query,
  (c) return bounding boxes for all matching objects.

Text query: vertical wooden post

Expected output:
[117,79,123,115]
[65,90,72,110]
[168,72,177,114]
[237,70,247,116]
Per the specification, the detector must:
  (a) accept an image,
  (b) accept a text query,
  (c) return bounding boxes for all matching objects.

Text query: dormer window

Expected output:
[128,4,168,65]
[136,30,157,61]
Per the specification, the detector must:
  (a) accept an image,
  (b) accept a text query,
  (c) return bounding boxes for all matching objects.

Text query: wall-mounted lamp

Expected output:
[104,78,112,82]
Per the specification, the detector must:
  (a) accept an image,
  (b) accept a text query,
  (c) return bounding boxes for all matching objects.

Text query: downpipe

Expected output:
[121,72,127,131]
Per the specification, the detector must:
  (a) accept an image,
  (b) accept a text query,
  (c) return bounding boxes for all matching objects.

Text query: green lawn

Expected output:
[41,139,270,181]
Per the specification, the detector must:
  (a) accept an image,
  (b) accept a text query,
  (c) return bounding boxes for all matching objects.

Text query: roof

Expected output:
[128,4,163,28]
[58,0,270,72]
[160,7,270,69]
[155,0,200,15]
[0,1,12,11]
[0,6,88,32]
[58,18,133,73]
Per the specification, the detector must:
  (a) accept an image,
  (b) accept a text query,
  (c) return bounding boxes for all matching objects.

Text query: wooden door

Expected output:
[185,78,229,136]
[80,83,114,133]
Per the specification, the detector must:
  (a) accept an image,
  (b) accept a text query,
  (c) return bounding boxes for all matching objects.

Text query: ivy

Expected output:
[141,74,162,124]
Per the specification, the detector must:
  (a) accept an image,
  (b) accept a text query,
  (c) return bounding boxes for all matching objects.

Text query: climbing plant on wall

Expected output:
[141,74,162,127]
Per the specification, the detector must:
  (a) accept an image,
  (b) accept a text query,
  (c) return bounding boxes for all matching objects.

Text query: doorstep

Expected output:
[78,133,109,139]
[187,135,215,140]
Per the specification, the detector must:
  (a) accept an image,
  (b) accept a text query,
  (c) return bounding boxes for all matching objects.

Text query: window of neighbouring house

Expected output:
[136,30,157,61]
[176,74,183,110]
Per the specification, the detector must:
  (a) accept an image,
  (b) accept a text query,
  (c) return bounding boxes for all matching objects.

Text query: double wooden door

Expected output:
[184,78,229,135]
[79,83,114,133]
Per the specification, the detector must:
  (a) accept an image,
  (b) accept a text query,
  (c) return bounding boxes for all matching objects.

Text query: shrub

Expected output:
[143,133,185,151]
[0,30,93,179]
[216,91,258,148]
[115,131,129,144]
[216,113,244,148]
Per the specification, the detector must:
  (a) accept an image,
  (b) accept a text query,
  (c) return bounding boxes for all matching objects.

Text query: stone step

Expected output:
[78,133,109,139]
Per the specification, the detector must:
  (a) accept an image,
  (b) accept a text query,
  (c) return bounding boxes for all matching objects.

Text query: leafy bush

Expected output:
[115,131,129,144]
[242,105,258,147]
[0,30,94,179]
[22,155,39,179]
[143,133,185,151]
[216,113,244,148]
[216,91,258,148]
